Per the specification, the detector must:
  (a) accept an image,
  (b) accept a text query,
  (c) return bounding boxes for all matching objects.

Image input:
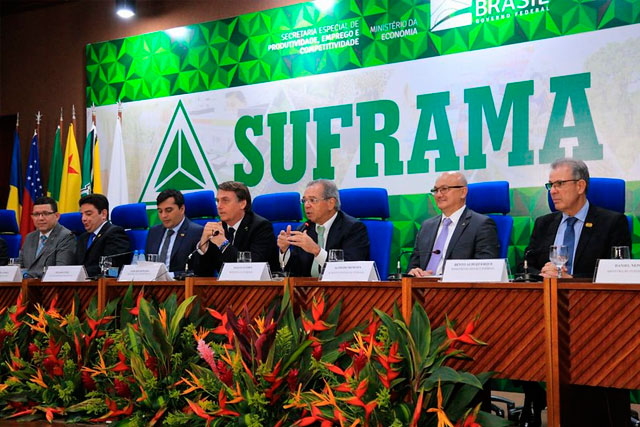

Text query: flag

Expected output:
[58,123,82,213]
[47,125,63,202]
[81,124,103,196]
[7,130,23,226]
[107,116,128,208]
[20,132,44,238]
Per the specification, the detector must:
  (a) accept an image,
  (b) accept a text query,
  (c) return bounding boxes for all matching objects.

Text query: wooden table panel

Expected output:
[0,282,23,310]
[26,280,99,318]
[104,279,185,310]
[411,281,546,381]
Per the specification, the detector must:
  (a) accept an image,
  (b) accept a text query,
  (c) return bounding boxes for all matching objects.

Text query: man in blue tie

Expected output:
[406,172,499,277]
[17,196,75,278]
[522,158,631,427]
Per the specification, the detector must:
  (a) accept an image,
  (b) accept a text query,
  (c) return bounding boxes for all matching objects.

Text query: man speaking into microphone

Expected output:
[193,181,278,277]
[407,172,499,277]
[278,180,369,277]
[76,194,131,277]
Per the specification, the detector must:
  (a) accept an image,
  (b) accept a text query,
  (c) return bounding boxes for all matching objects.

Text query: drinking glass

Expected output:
[99,256,112,277]
[549,245,568,278]
[237,251,252,263]
[146,254,158,263]
[8,258,19,266]
[611,246,630,259]
[327,249,344,262]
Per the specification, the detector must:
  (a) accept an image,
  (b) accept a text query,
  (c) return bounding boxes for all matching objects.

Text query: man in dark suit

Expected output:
[522,158,631,427]
[277,179,370,277]
[0,238,8,266]
[407,172,499,277]
[18,196,75,278]
[145,189,203,277]
[194,181,278,276]
[75,194,131,277]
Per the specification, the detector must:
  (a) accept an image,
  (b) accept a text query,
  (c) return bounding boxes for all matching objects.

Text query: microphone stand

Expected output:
[388,250,413,281]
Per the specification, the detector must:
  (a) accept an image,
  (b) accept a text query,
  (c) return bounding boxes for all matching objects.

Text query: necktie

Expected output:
[159,229,175,265]
[226,227,235,245]
[425,217,452,273]
[36,235,47,257]
[311,225,326,278]
[87,233,95,249]
[563,216,578,274]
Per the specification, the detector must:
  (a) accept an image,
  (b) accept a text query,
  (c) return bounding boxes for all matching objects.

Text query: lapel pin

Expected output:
[244,226,249,231]
[180,233,185,237]
[585,222,593,228]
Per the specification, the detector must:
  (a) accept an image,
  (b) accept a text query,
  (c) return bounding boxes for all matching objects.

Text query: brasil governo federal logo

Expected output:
[430,0,550,32]
[139,99,218,206]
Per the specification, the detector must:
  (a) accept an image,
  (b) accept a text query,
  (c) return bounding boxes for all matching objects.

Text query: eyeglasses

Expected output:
[31,211,56,218]
[301,197,329,205]
[545,179,580,191]
[430,185,465,195]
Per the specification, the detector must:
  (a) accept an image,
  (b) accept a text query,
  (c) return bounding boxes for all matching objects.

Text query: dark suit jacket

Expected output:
[0,238,8,266]
[407,208,499,272]
[76,222,132,277]
[286,210,370,277]
[18,223,76,278]
[145,217,203,274]
[194,211,278,277]
[525,204,631,278]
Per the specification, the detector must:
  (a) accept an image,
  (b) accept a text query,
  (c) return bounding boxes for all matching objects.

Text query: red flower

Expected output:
[351,348,368,375]
[287,369,299,392]
[9,292,27,327]
[114,378,131,398]
[217,360,233,386]
[129,290,144,316]
[112,351,130,373]
[81,370,96,391]
[311,341,322,360]
[42,338,64,376]
[301,297,331,333]
[445,315,486,353]
[144,350,158,377]
[27,342,39,359]
[102,337,115,353]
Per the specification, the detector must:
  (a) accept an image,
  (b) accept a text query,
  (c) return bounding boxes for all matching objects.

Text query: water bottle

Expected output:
[138,250,145,264]
[132,249,139,265]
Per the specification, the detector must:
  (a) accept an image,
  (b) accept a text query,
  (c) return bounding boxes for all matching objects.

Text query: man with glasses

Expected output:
[194,181,278,276]
[407,172,499,277]
[277,179,369,277]
[17,196,75,278]
[521,158,630,427]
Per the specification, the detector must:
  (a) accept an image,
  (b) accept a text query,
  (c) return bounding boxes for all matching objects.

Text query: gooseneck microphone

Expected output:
[388,250,414,281]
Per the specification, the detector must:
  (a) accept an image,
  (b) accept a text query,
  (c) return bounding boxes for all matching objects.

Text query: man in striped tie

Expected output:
[406,172,499,277]
[17,196,75,278]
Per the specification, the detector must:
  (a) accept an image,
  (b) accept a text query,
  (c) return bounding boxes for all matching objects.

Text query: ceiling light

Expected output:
[116,0,136,19]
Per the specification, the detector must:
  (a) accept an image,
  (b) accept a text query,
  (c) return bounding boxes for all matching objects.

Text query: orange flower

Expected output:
[426,381,454,427]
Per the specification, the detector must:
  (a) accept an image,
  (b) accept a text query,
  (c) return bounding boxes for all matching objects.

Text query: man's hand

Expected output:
[277,225,292,253]
[287,230,320,256]
[540,261,573,278]
[199,221,227,251]
[407,267,435,277]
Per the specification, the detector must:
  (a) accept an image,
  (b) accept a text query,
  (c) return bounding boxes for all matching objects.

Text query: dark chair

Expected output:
[184,190,218,226]
[466,181,513,259]
[0,210,21,258]
[252,192,303,236]
[59,212,85,236]
[338,187,393,279]
[111,203,149,252]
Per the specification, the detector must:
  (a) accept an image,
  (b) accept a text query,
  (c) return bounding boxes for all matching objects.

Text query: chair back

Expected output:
[0,210,21,258]
[59,212,85,236]
[184,190,218,226]
[339,188,393,279]
[111,203,149,251]
[466,181,513,259]
[253,192,303,236]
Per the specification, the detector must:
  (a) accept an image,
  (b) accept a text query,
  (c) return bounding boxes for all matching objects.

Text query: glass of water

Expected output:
[146,254,158,263]
[99,256,112,277]
[327,249,344,262]
[8,258,19,266]
[549,245,568,278]
[237,251,252,263]
[611,246,630,259]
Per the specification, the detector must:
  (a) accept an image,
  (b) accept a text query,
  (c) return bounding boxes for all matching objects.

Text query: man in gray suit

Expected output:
[18,196,76,278]
[407,172,499,276]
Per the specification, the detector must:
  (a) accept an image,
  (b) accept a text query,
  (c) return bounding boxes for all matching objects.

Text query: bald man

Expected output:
[407,172,499,276]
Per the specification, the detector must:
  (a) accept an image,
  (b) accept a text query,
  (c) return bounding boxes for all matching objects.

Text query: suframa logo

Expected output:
[430,0,473,32]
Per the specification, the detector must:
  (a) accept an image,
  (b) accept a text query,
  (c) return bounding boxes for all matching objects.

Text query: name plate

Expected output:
[42,266,88,282]
[442,259,509,283]
[219,262,271,281]
[321,261,379,282]
[119,262,172,282]
[0,266,21,282]
[594,260,640,283]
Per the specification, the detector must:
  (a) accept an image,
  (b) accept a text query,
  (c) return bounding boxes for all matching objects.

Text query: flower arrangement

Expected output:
[0,288,509,426]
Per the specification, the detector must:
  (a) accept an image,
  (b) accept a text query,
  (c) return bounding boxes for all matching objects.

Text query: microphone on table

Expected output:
[179,230,222,279]
[88,251,134,279]
[513,249,541,282]
[388,250,414,281]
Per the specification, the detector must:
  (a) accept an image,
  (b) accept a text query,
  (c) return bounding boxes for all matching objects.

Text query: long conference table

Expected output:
[1,276,638,426]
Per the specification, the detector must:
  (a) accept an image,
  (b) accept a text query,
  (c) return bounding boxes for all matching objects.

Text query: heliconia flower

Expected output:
[311,341,323,360]
[287,369,299,392]
[144,349,159,377]
[158,308,168,331]
[81,370,96,391]
[43,406,64,423]
[186,399,215,425]
[112,351,130,372]
[27,342,39,359]
[129,290,144,316]
[426,381,455,427]
[9,292,27,328]
[46,294,60,317]
[376,342,402,388]
[338,340,352,353]
[263,360,281,383]
[114,378,131,398]
[445,315,487,352]
[102,337,115,353]
[206,308,233,343]
[214,389,241,416]
[197,339,217,371]
[351,349,368,375]
[90,398,133,422]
